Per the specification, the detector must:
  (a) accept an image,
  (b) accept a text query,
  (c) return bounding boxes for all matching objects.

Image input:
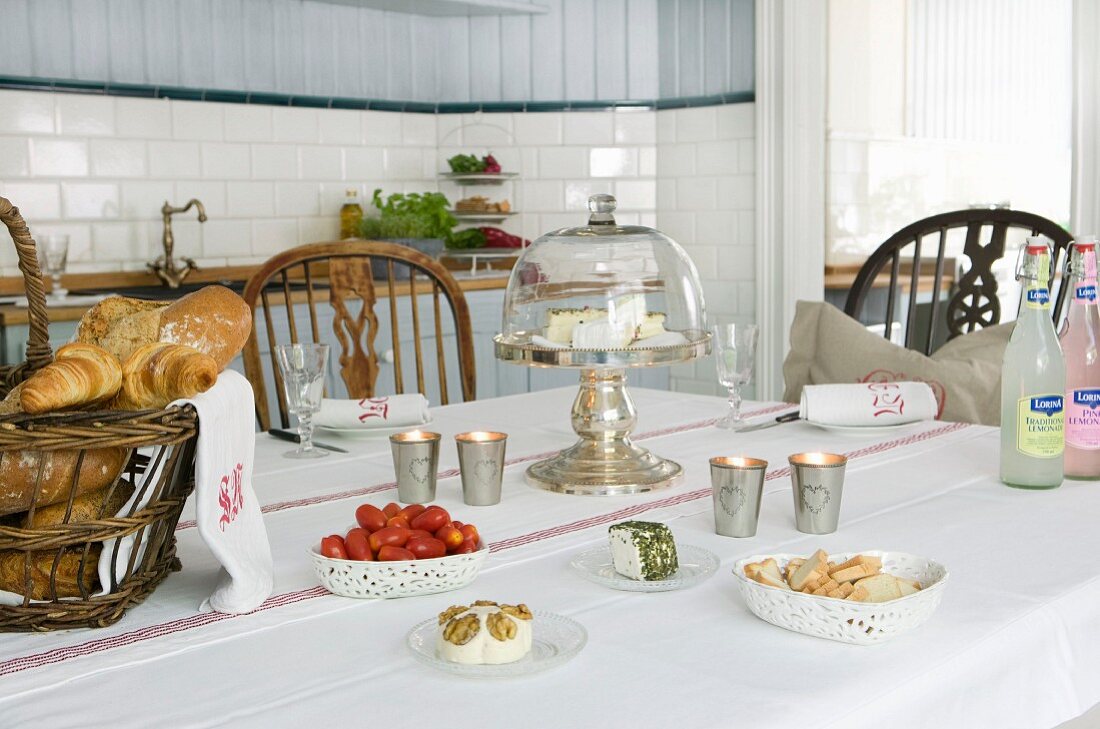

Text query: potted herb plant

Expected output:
[358,189,455,279]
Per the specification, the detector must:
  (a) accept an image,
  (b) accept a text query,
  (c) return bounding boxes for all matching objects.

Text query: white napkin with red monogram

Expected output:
[799,382,938,426]
[188,369,273,613]
[314,394,430,429]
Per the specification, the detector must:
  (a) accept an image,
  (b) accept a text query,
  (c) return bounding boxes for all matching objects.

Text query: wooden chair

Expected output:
[241,240,476,431]
[843,208,1074,355]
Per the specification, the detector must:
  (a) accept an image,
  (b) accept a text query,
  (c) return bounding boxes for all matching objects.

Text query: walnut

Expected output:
[500,603,533,621]
[442,614,480,646]
[437,605,469,625]
[487,612,517,641]
[472,599,499,607]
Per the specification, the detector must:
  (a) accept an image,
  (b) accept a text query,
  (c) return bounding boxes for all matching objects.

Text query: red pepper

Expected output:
[479,227,529,249]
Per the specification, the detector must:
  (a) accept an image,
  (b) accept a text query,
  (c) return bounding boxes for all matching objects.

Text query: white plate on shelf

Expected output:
[803,420,925,436]
[450,211,517,223]
[406,610,586,678]
[439,172,519,185]
[315,417,432,439]
[570,544,720,593]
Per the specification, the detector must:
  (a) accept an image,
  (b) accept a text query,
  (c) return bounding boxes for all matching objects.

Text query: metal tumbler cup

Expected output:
[710,456,768,537]
[456,431,507,506]
[389,431,441,503]
[788,452,847,534]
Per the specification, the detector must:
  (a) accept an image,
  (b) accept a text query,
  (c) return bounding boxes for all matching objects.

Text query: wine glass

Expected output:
[38,234,69,301]
[275,343,330,459]
[713,323,758,429]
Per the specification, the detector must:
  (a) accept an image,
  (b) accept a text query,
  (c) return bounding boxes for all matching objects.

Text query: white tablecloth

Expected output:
[0,387,1097,729]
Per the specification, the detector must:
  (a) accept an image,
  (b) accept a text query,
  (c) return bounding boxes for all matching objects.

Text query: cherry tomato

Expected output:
[406,536,447,560]
[369,525,411,552]
[382,502,401,519]
[320,535,348,559]
[386,515,410,530]
[410,507,449,533]
[408,529,434,540]
[398,504,427,522]
[344,528,374,561]
[354,504,387,533]
[453,537,478,555]
[459,523,480,545]
[451,521,464,531]
[436,525,464,550]
[377,545,416,562]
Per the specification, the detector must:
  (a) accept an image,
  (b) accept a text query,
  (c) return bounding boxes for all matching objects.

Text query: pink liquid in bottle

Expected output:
[1060,238,1100,479]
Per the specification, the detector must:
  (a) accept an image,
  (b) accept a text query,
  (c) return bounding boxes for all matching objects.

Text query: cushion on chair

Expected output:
[782,301,1012,426]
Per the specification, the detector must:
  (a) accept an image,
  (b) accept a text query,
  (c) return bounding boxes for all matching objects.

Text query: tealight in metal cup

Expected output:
[788,452,847,534]
[456,431,508,506]
[389,431,441,503]
[710,456,768,538]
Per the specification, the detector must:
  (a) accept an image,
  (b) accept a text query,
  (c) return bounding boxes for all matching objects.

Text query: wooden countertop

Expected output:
[824,261,956,294]
[0,265,509,326]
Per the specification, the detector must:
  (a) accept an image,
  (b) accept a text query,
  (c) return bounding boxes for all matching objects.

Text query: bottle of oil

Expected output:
[340,188,362,239]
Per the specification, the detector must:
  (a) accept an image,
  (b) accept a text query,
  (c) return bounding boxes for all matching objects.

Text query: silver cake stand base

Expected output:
[525,368,682,496]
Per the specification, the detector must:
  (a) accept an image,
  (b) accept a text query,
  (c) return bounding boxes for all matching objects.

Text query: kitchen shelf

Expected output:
[317,0,548,16]
[450,211,518,224]
[439,171,519,186]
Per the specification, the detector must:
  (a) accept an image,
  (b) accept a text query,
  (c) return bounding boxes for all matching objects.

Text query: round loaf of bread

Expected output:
[75,295,170,364]
[0,547,100,599]
[0,447,128,517]
[158,285,252,370]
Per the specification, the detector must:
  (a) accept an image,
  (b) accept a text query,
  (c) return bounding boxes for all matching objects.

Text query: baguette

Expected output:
[1,483,136,599]
[789,559,824,591]
[19,343,122,414]
[113,342,218,410]
[0,448,128,517]
[853,574,904,602]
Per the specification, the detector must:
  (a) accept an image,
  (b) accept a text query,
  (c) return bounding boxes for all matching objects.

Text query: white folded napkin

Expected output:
[314,394,430,429]
[799,382,938,426]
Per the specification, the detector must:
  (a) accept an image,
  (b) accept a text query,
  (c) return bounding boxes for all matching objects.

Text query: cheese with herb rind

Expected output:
[609,521,679,581]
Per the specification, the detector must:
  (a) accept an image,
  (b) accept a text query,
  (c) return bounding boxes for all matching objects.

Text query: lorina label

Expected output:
[1017,394,1064,458]
[1066,388,1100,450]
[1026,288,1051,308]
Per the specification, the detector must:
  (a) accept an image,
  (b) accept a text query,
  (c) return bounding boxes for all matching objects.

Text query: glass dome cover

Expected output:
[495,194,709,368]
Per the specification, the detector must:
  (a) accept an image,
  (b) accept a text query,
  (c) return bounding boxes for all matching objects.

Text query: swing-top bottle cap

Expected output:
[1025,236,1050,254]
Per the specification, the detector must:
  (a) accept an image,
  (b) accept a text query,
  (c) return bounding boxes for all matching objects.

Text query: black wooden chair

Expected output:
[843,208,1074,355]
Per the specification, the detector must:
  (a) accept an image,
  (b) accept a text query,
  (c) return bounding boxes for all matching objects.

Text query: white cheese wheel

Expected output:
[436,606,533,665]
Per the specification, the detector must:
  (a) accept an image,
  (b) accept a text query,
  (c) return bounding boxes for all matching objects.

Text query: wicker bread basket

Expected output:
[0,196,199,631]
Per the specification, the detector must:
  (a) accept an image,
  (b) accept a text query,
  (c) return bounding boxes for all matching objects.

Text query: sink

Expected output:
[71,280,246,301]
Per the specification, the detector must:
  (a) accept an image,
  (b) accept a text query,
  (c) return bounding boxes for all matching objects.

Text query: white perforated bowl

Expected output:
[310,542,488,599]
[733,551,948,645]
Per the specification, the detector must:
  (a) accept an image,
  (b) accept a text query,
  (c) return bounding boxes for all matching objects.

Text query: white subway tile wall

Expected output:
[657,104,756,396]
[0,90,756,396]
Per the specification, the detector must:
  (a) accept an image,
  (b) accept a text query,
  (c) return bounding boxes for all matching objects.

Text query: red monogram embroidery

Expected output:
[865,382,904,417]
[357,397,390,422]
[218,462,245,531]
[858,370,947,418]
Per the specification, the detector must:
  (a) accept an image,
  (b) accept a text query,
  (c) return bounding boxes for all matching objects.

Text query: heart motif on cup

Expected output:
[718,484,745,516]
[801,483,831,515]
[408,456,431,485]
[473,458,498,481]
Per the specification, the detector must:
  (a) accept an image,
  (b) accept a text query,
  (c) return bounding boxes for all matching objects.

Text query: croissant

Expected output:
[19,343,123,414]
[114,342,218,410]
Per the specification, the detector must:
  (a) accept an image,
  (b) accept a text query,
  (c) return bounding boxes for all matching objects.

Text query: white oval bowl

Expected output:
[733,551,948,645]
[309,542,488,599]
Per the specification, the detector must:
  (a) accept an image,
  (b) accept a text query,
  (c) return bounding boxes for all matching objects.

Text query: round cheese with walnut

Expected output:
[435,601,533,665]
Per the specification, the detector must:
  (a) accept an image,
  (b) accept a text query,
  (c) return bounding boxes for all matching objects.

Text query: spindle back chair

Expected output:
[241,241,476,431]
[843,208,1073,355]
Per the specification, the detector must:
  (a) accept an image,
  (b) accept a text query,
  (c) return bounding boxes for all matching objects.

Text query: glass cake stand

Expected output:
[494,194,710,496]
[493,335,710,495]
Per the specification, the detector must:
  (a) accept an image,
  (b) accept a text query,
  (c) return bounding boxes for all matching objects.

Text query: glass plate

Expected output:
[407,610,586,678]
[570,544,720,592]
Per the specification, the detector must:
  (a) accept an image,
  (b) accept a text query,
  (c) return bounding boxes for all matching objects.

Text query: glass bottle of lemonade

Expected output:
[1000,238,1064,489]
[1060,237,1100,479]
